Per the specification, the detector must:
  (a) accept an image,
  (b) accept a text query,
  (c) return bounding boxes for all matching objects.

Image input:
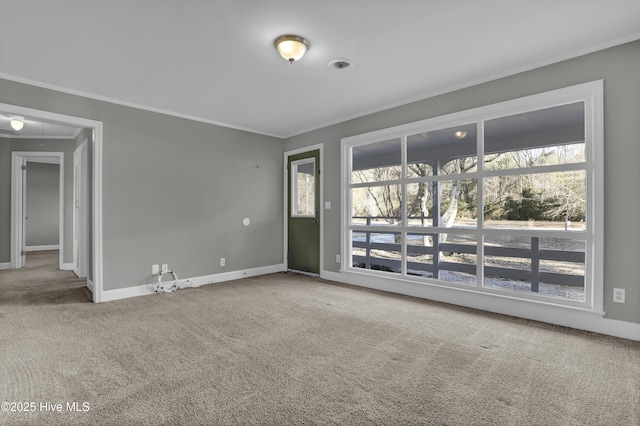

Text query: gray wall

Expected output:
[100,104,284,288]
[0,79,284,291]
[25,162,60,247]
[9,139,76,263]
[284,40,640,325]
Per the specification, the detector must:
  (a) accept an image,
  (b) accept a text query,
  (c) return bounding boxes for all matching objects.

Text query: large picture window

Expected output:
[342,82,603,310]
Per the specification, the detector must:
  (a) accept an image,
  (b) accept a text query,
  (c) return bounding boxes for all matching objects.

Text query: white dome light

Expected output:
[274,35,309,64]
[10,119,24,131]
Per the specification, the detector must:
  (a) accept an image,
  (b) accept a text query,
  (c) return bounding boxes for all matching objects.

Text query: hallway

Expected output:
[0,251,90,305]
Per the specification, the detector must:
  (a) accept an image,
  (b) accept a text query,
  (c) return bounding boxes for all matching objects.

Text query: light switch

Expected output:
[325,201,331,209]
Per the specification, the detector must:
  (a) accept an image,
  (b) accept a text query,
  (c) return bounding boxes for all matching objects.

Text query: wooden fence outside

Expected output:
[352,217,585,291]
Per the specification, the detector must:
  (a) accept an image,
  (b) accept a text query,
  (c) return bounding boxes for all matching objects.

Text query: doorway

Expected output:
[285,145,323,276]
[2,102,104,302]
[11,152,64,269]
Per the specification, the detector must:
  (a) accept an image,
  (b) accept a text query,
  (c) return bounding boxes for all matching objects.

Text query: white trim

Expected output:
[92,123,104,302]
[60,263,74,271]
[87,279,95,293]
[321,270,639,341]
[0,262,10,271]
[1,102,104,303]
[101,264,286,302]
[284,144,324,274]
[11,151,64,269]
[590,81,605,315]
[21,156,61,164]
[25,245,60,252]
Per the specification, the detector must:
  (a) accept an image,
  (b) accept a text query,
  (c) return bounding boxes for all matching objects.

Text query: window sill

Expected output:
[322,268,608,331]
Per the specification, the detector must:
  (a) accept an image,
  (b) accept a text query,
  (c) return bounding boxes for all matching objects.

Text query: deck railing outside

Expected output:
[351,216,585,291]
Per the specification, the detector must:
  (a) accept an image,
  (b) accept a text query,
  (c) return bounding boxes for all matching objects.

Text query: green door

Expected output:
[287,149,320,275]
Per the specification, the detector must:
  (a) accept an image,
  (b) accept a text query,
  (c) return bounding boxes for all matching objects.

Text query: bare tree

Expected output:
[353,166,402,224]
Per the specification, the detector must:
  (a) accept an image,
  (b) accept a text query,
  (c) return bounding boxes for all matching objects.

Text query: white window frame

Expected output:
[341,81,604,313]
[290,157,317,218]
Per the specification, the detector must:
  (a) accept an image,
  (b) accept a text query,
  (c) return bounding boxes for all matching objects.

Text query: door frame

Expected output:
[3,102,104,303]
[283,143,324,276]
[73,139,89,278]
[11,152,64,269]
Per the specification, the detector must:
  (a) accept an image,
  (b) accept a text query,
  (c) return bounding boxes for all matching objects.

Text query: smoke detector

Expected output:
[328,58,354,71]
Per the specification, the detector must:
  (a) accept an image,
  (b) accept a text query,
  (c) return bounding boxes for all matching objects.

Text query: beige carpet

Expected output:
[0,251,638,425]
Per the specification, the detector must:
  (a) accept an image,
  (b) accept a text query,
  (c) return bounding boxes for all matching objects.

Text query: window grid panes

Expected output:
[344,91,599,309]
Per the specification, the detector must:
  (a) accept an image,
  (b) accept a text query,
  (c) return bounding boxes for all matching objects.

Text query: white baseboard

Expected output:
[320,270,640,342]
[100,263,286,303]
[25,245,60,252]
[87,279,94,293]
[60,263,74,271]
[0,262,11,271]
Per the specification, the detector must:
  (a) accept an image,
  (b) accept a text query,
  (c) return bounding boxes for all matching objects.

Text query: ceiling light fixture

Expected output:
[274,34,309,64]
[454,130,467,139]
[10,119,24,131]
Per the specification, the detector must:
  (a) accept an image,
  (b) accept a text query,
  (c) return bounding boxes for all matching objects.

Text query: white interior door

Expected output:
[20,158,27,268]
[73,141,88,278]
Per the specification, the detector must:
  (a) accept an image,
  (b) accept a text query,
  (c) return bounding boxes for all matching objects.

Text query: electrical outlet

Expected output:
[336,254,341,263]
[162,264,168,273]
[152,264,160,275]
[613,288,625,303]
[220,258,226,267]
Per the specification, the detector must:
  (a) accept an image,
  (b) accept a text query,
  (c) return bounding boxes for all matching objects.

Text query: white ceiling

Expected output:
[1,1,639,139]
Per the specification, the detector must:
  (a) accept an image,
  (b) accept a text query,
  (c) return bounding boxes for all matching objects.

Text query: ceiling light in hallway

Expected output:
[10,119,24,131]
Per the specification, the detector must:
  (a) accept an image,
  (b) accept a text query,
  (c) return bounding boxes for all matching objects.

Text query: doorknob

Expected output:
[313,219,319,224]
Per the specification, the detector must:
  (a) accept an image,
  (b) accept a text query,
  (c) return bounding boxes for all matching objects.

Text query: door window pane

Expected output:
[291,158,315,217]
